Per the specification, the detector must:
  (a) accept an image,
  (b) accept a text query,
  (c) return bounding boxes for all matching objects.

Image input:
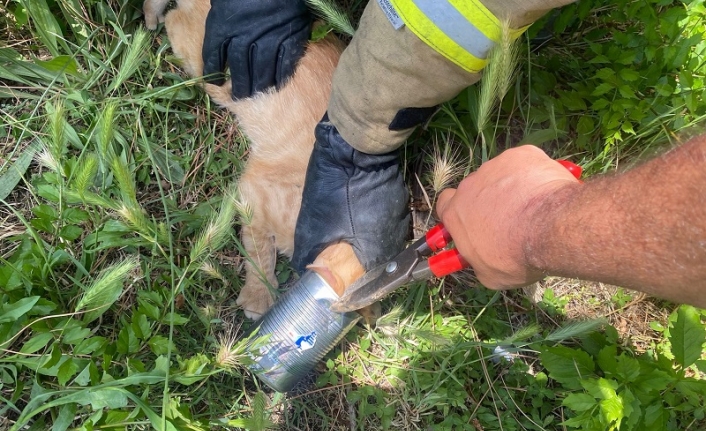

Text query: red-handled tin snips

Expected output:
[330,223,467,312]
[329,159,582,313]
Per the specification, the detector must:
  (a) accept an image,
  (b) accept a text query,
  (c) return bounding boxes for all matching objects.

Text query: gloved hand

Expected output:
[293,117,410,273]
[202,0,312,99]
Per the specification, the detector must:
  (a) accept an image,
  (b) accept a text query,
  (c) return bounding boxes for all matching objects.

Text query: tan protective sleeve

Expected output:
[328,0,576,154]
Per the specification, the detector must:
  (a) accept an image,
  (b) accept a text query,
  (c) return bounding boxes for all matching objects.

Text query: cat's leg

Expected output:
[237,223,278,319]
[143,0,172,30]
[163,0,210,78]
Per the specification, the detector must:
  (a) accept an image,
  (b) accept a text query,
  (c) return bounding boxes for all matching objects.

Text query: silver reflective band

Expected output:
[412,0,495,59]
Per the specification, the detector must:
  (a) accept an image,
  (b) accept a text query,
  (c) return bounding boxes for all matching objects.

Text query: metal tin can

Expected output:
[243,270,361,392]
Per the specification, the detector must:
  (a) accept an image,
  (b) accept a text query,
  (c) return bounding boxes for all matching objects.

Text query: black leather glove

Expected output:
[202,0,312,99]
[293,117,410,273]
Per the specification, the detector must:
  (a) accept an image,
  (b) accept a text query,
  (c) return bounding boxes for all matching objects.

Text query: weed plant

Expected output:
[1,0,705,430]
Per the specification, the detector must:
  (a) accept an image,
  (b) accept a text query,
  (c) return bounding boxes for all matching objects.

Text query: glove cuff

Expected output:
[317,115,401,170]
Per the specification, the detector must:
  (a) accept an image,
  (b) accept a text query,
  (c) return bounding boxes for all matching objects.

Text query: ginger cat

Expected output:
[143,0,367,319]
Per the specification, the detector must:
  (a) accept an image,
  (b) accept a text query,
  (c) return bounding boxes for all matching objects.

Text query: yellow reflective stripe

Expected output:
[388,0,529,73]
[390,0,488,73]
[448,0,528,40]
[449,0,503,42]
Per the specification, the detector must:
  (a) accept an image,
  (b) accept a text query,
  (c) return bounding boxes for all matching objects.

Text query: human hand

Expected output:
[292,118,409,273]
[436,146,581,289]
[202,0,312,99]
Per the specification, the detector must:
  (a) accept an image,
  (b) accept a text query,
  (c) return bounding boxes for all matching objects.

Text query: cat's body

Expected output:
[143,0,366,319]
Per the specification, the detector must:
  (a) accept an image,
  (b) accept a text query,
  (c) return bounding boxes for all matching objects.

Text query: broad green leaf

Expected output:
[62,325,91,345]
[0,296,40,323]
[174,354,210,385]
[644,404,669,430]
[561,413,596,428]
[57,358,80,386]
[148,335,173,356]
[131,313,151,340]
[52,403,76,431]
[20,332,54,354]
[576,116,596,136]
[562,393,597,412]
[539,345,596,389]
[73,387,128,410]
[149,143,185,185]
[74,336,107,355]
[117,325,139,355]
[619,68,641,82]
[162,312,189,326]
[620,387,641,428]
[599,396,624,429]
[669,305,706,368]
[59,225,83,242]
[615,354,640,381]
[591,98,611,110]
[0,142,39,201]
[591,82,614,97]
[581,378,618,400]
[594,67,616,80]
[73,363,92,386]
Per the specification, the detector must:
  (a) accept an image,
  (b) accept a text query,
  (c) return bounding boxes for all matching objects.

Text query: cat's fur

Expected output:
[143,0,367,319]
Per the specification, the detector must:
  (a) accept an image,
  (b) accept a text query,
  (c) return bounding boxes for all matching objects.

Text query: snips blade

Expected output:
[330,247,432,313]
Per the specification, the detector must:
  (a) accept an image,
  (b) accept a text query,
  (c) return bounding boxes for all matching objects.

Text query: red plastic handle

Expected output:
[557,160,583,180]
[426,223,452,252]
[428,249,469,277]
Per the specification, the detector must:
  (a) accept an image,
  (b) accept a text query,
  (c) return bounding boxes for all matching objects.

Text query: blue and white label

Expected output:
[376,0,405,30]
[294,331,317,351]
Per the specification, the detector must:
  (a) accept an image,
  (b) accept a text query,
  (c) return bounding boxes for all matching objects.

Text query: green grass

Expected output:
[1,0,706,430]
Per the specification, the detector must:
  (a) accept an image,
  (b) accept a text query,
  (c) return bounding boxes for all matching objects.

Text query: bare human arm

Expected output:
[436,135,706,307]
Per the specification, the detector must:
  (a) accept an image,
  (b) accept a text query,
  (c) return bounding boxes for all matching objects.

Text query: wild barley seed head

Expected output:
[36,148,63,175]
[430,145,463,193]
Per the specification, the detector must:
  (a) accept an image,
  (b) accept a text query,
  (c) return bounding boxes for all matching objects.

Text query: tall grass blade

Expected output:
[0,142,39,200]
[108,29,150,93]
[474,21,520,159]
[545,318,608,343]
[190,183,240,264]
[502,323,540,344]
[19,0,63,57]
[494,21,520,102]
[75,256,138,323]
[305,0,355,36]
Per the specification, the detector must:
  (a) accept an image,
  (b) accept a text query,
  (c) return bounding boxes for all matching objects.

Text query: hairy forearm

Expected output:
[527,135,706,306]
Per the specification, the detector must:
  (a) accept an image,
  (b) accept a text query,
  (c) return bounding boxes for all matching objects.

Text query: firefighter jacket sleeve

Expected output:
[327,0,577,154]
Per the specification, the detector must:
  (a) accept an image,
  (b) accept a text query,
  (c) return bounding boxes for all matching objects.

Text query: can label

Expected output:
[294,331,317,351]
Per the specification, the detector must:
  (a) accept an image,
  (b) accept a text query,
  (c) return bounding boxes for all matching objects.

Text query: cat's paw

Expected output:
[143,0,165,30]
[144,12,165,30]
[236,283,274,320]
